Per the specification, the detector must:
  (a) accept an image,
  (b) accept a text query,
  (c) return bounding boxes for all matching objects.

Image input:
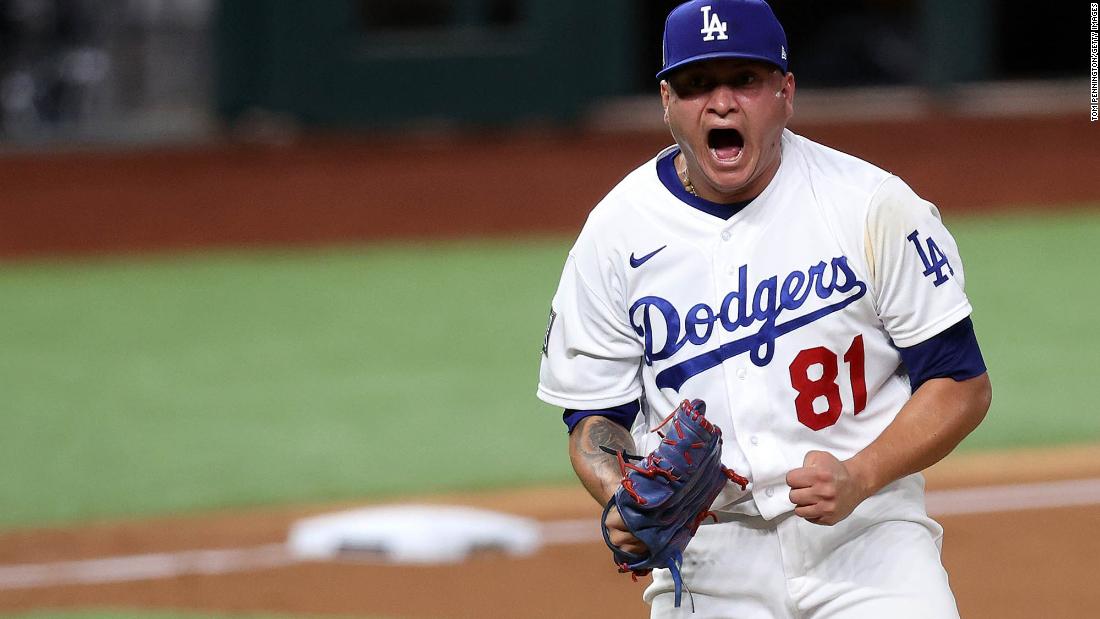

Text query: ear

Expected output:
[779,72,796,118]
[660,81,671,124]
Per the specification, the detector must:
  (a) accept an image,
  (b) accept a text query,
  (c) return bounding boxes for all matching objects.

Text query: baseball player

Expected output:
[537,1,991,617]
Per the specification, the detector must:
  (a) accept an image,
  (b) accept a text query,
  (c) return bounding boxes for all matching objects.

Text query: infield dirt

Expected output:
[1,115,1097,259]
[2,444,1099,619]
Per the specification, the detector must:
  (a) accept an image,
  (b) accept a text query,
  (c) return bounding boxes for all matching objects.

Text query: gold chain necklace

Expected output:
[676,155,698,196]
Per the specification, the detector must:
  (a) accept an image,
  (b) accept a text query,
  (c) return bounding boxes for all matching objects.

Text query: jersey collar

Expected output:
[656,147,754,220]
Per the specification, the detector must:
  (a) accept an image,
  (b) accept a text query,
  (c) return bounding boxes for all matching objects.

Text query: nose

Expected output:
[707,84,739,116]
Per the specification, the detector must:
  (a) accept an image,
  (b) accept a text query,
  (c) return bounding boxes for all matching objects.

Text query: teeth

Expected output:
[710,147,743,163]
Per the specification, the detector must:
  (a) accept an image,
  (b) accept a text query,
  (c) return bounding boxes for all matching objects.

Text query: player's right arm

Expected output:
[569,415,635,504]
[568,415,648,555]
[536,232,648,554]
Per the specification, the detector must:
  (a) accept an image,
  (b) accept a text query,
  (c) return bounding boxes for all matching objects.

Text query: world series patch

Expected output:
[542,307,557,356]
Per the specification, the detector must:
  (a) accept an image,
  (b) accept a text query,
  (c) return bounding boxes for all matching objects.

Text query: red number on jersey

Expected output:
[789,334,866,431]
[844,334,867,414]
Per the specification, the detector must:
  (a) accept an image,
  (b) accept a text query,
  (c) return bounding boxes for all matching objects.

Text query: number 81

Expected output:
[788,335,867,431]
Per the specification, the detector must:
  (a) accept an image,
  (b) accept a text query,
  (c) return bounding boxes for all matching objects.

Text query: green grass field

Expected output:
[1,209,1098,530]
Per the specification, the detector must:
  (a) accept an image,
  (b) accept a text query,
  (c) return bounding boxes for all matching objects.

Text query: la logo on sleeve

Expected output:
[907,229,955,286]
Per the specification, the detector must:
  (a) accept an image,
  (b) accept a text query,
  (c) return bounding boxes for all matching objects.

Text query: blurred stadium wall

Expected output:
[0,0,214,144]
[0,0,1086,145]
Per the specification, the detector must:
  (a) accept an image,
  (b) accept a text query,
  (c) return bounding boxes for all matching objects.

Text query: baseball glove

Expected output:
[600,398,749,608]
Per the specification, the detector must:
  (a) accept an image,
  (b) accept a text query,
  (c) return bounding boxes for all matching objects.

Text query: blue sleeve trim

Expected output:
[898,317,987,392]
[563,401,641,434]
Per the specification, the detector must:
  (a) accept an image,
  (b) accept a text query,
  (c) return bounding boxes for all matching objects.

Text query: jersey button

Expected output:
[720,231,731,241]
[736,368,747,380]
[749,435,759,446]
[764,487,775,498]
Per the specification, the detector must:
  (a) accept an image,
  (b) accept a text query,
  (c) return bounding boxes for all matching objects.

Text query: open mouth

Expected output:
[708,128,744,162]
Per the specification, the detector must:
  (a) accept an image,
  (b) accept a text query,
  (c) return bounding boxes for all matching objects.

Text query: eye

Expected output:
[677,73,712,91]
[734,72,758,86]
[675,73,714,95]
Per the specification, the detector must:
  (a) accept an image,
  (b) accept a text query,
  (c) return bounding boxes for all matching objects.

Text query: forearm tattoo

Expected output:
[571,417,636,503]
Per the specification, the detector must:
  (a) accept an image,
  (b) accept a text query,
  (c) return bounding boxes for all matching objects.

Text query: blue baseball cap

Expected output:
[657,0,788,81]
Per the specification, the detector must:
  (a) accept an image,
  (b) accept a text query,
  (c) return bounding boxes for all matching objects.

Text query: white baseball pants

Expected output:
[644,474,959,619]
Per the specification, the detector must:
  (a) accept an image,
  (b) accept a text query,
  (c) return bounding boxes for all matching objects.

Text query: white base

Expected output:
[286,504,542,564]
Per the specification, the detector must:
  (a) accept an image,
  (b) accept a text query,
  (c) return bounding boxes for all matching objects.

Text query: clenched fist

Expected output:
[786,450,870,526]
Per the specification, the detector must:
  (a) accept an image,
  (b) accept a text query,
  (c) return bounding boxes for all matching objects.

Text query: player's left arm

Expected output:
[788,176,992,525]
[787,370,990,525]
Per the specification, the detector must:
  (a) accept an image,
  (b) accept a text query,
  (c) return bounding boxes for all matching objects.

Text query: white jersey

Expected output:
[537,129,971,521]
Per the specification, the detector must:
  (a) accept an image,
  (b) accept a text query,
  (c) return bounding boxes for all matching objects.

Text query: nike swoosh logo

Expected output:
[629,245,667,268]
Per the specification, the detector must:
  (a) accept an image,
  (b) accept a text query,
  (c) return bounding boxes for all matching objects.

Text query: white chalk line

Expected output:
[926,477,1100,516]
[3,477,1099,591]
[0,544,293,591]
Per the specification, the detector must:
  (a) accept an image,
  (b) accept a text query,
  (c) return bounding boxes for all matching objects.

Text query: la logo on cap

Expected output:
[700,5,728,41]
